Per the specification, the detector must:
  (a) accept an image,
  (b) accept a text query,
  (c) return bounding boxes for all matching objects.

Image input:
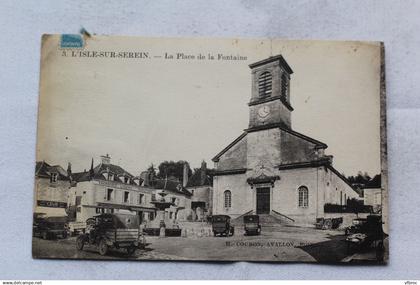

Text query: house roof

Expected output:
[71,171,91,182]
[35,161,51,177]
[35,161,69,181]
[72,162,137,185]
[153,178,192,196]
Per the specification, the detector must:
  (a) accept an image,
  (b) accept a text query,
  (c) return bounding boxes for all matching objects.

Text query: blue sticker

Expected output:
[60,34,84,48]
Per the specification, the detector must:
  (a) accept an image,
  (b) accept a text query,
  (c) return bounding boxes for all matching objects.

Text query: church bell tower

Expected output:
[248,55,294,130]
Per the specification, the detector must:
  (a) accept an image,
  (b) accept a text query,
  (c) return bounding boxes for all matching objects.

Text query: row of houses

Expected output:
[34,153,381,228]
[34,154,213,226]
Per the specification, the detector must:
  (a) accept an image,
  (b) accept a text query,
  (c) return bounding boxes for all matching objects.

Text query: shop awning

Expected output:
[34,206,67,217]
[95,202,156,213]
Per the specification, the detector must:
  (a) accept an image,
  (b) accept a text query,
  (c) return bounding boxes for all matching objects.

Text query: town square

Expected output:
[33,37,386,263]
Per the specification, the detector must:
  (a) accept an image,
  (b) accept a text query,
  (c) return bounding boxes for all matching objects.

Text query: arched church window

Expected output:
[281,73,289,99]
[298,186,308,208]
[224,190,232,208]
[258,71,272,97]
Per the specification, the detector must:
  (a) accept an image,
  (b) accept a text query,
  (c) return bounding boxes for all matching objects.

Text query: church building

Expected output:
[212,55,359,225]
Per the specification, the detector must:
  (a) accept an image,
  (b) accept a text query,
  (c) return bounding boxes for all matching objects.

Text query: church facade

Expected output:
[212,55,359,225]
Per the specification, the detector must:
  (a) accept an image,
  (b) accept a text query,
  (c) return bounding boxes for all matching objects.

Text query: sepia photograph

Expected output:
[33,35,387,263]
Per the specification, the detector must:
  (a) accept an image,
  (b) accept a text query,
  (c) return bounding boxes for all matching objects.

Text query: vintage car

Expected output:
[315,217,343,230]
[345,215,386,257]
[212,215,234,237]
[33,213,68,240]
[344,217,368,235]
[76,213,146,256]
[243,215,261,235]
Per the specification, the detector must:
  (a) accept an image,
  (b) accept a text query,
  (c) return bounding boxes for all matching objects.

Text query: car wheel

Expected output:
[76,235,85,251]
[98,239,108,256]
[126,247,136,256]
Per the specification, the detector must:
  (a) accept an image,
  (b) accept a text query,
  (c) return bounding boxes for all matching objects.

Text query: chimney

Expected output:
[182,162,189,187]
[200,160,207,185]
[67,162,72,177]
[101,154,111,165]
[144,172,150,187]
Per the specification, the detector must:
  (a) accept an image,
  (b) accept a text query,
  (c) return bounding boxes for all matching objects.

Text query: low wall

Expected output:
[179,221,213,238]
[324,213,369,228]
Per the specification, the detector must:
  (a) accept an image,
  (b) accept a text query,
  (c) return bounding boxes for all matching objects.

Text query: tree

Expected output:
[157,160,192,183]
[347,171,371,186]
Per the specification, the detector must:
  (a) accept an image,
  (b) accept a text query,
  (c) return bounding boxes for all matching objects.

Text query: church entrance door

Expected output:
[256,187,270,214]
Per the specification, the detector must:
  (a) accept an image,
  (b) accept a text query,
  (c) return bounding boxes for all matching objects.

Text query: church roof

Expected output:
[212,132,247,162]
[279,126,328,149]
[249,55,294,74]
[212,124,328,162]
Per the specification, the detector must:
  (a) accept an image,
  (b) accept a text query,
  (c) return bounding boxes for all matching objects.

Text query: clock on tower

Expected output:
[247,55,294,130]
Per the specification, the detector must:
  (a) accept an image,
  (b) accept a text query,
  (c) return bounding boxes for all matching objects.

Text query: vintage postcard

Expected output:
[33,35,388,263]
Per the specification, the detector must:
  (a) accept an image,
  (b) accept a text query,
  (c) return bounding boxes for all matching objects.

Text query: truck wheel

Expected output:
[98,239,108,256]
[76,236,85,251]
[126,247,136,256]
[325,220,332,230]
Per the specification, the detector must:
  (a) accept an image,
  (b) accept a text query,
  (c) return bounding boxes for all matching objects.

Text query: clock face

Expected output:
[258,106,270,118]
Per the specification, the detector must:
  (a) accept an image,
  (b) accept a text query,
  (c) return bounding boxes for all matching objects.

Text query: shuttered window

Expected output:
[224,190,232,208]
[258,71,272,97]
[281,73,289,99]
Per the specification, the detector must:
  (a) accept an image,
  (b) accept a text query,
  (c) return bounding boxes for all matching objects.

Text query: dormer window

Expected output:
[258,71,272,97]
[50,173,58,183]
[108,173,114,181]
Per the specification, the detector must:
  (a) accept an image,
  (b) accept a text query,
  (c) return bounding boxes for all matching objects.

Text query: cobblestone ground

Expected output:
[32,225,358,262]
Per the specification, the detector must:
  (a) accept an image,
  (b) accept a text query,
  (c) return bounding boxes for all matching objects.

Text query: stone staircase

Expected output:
[258,214,288,231]
[231,211,295,230]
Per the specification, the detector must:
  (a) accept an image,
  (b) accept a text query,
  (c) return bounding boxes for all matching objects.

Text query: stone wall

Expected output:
[213,173,251,217]
[246,128,281,170]
[34,177,69,206]
[272,167,320,224]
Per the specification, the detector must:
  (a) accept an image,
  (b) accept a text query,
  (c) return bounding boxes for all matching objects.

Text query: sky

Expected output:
[37,36,381,177]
